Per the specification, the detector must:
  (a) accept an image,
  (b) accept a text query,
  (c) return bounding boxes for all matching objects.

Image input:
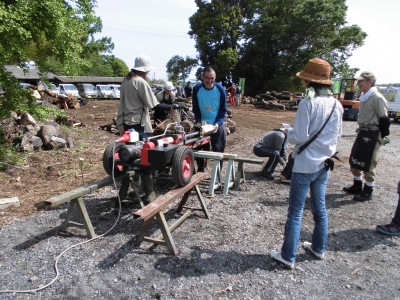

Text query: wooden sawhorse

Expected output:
[234,157,264,190]
[193,151,237,196]
[133,172,209,255]
[44,174,128,239]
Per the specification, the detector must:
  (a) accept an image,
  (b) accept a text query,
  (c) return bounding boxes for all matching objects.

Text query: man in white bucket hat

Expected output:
[131,55,156,72]
[116,55,179,203]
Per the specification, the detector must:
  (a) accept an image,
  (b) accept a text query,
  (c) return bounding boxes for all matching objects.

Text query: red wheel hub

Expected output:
[181,154,192,178]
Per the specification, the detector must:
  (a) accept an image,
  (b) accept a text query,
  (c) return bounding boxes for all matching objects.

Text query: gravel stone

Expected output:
[0,121,399,299]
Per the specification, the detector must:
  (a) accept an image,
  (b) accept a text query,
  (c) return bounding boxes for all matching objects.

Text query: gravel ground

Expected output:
[0,121,400,300]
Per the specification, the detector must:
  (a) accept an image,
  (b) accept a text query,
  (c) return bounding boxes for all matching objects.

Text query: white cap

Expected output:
[132,55,155,72]
[164,81,174,90]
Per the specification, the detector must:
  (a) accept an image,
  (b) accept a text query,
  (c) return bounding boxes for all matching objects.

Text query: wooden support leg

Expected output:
[61,197,96,239]
[175,189,192,213]
[234,162,245,191]
[155,212,178,255]
[61,198,77,232]
[194,184,210,219]
[208,160,221,196]
[135,217,154,247]
[222,159,236,195]
[75,197,96,239]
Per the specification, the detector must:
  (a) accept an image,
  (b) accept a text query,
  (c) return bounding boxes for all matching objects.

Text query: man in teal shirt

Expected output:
[192,66,227,172]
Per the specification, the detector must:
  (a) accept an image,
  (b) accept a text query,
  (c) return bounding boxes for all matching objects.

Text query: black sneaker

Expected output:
[353,191,372,202]
[376,223,400,236]
[261,169,274,180]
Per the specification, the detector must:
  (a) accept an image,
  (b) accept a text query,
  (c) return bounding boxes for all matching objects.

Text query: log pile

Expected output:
[253,91,303,110]
[0,112,75,152]
[39,89,81,109]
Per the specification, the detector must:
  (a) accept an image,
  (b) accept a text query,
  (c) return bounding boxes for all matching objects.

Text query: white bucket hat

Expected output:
[164,81,174,90]
[132,55,155,72]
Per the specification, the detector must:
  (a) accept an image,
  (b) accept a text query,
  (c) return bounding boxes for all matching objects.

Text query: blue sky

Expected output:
[95,0,399,84]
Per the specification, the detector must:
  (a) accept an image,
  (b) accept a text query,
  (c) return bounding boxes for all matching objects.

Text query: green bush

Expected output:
[0,144,25,171]
[29,105,68,122]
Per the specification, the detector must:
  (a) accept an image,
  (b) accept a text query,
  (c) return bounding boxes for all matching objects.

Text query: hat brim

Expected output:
[132,66,155,72]
[353,76,364,80]
[296,71,333,85]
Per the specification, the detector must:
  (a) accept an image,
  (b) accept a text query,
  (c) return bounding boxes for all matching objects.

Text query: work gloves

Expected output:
[173,102,187,109]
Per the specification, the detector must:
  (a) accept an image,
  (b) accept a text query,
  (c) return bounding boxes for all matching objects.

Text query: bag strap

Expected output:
[295,99,337,156]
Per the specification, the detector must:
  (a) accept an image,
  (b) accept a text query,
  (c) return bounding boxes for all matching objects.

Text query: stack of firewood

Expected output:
[39,90,81,109]
[253,91,303,110]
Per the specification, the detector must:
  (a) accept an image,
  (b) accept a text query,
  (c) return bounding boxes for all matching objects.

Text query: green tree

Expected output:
[188,0,254,81]
[189,0,366,95]
[80,55,129,77]
[0,0,113,119]
[238,0,366,94]
[166,55,198,83]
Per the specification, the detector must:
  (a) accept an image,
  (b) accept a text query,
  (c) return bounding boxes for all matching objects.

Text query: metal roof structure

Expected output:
[55,76,123,84]
[4,65,124,85]
[4,65,57,80]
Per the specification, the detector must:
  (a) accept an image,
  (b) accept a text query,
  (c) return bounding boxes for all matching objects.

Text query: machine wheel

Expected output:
[103,141,125,176]
[172,146,194,187]
[354,113,359,122]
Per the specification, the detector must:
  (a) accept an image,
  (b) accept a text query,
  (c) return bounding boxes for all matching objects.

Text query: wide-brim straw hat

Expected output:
[296,58,333,85]
[132,55,155,72]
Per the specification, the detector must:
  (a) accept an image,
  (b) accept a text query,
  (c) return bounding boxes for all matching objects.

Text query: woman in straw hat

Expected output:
[270,58,343,268]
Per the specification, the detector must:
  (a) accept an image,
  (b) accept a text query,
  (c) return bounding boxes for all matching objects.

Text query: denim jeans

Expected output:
[281,167,329,263]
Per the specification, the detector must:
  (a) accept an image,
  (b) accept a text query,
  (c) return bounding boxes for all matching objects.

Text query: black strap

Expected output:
[295,99,337,156]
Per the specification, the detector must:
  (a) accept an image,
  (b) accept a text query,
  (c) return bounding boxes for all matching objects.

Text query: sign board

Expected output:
[332,79,341,94]
[239,78,246,95]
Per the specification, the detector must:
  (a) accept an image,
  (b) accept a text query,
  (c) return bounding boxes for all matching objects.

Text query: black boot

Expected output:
[343,179,363,194]
[353,184,373,202]
[142,174,156,203]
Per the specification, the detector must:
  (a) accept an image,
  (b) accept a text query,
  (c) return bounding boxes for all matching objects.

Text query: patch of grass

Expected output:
[30,105,68,122]
[0,144,26,171]
[75,142,90,151]
[79,129,93,135]
[61,125,72,133]
[69,142,90,156]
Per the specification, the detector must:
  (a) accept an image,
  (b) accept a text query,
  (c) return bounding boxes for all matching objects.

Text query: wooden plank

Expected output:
[235,157,264,164]
[193,151,224,160]
[221,153,237,160]
[133,172,207,221]
[45,174,128,207]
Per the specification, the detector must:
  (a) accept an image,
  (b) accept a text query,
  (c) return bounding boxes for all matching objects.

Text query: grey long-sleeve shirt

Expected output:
[255,130,286,151]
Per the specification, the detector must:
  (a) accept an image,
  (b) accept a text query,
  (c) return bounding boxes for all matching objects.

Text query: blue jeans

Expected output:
[281,167,329,263]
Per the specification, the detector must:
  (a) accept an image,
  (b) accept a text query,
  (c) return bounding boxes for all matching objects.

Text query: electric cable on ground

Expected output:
[0,142,124,294]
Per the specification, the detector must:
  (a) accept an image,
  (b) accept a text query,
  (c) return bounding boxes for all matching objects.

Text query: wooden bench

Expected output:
[193,151,237,196]
[234,157,264,190]
[44,173,129,239]
[133,172,209,256]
